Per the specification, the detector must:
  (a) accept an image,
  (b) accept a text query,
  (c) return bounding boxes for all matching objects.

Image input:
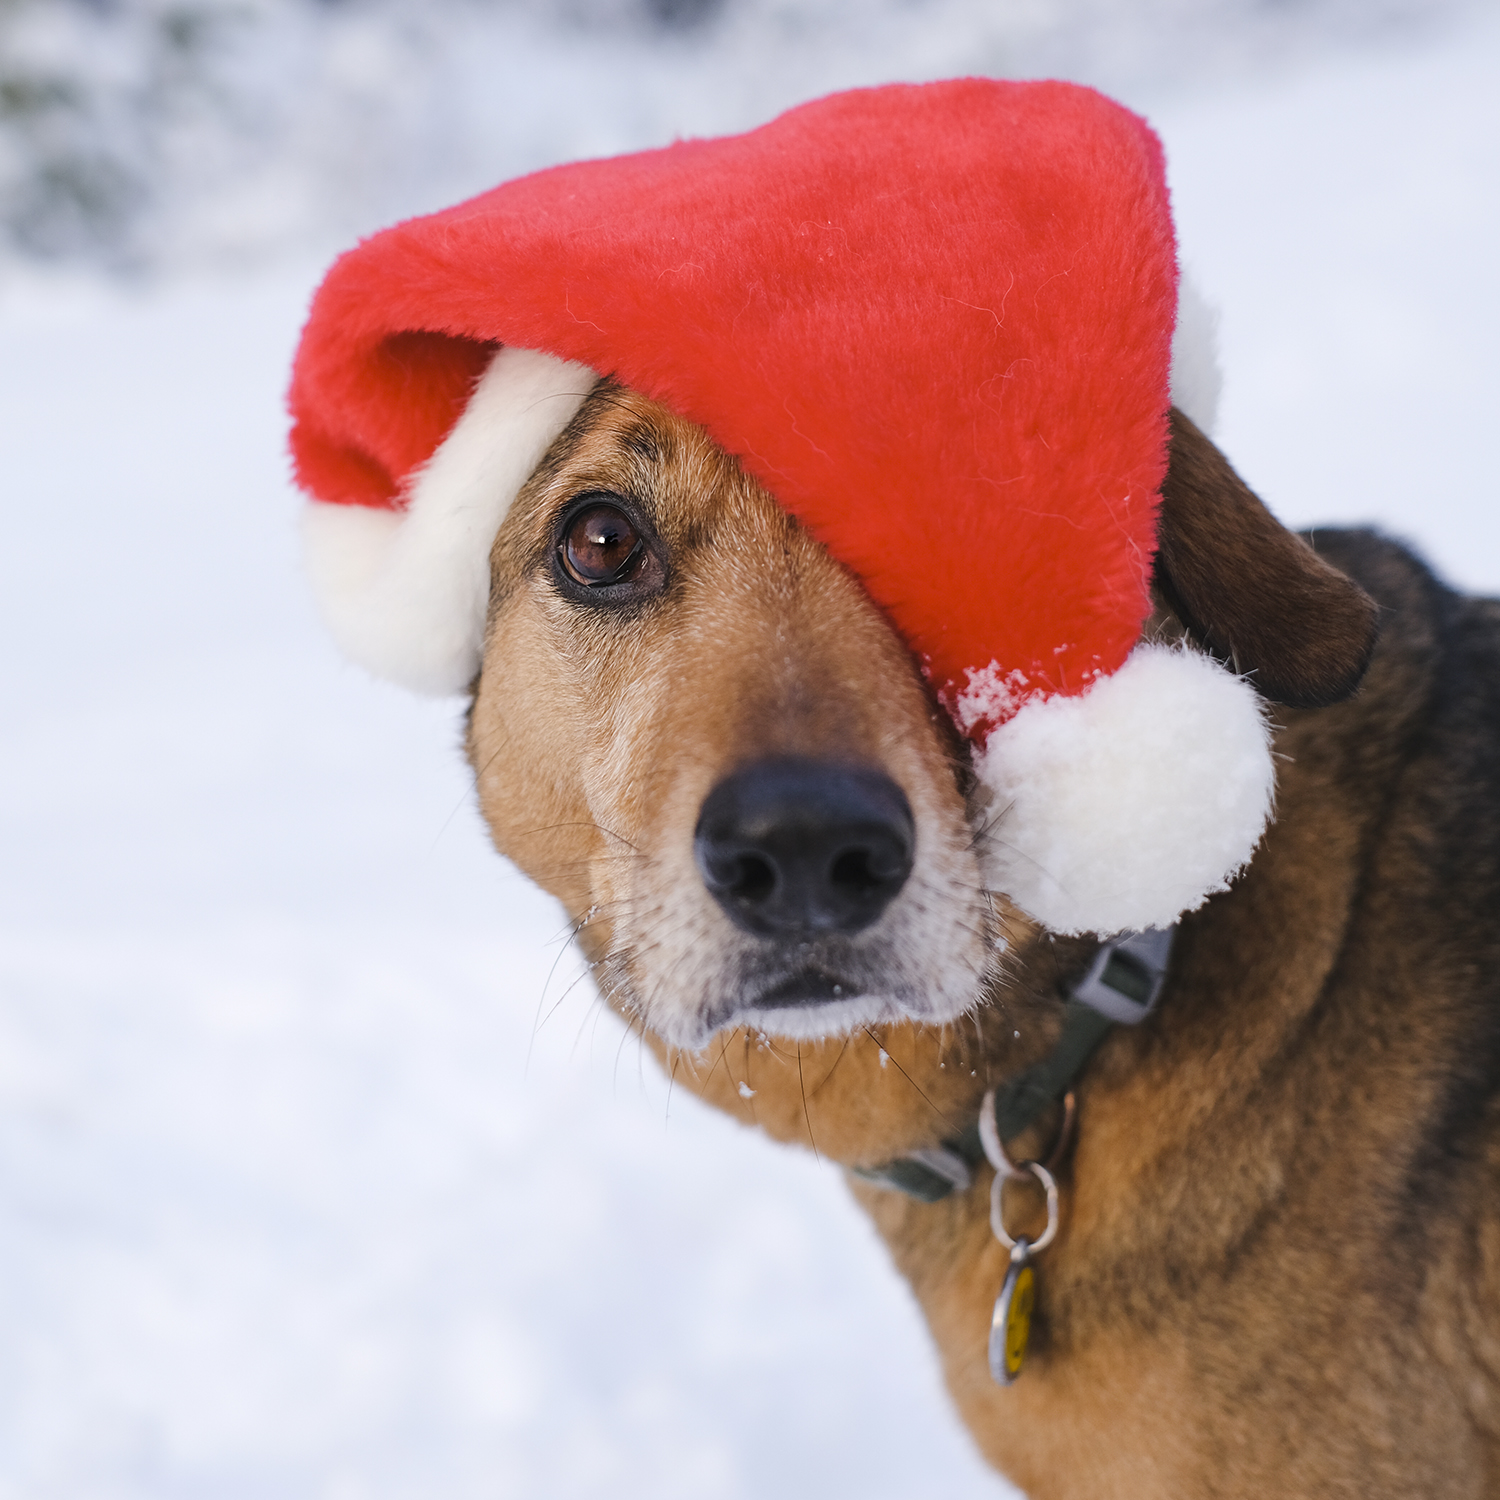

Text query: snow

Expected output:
[1157,24,1500,594]
[2,8,1497,1497]
[1,276,1008,1496]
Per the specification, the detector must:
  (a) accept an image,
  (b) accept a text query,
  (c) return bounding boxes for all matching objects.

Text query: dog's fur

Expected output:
[465,381,1500,1497]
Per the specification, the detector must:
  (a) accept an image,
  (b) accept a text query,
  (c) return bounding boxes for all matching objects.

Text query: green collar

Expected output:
[851,927,1175,1202]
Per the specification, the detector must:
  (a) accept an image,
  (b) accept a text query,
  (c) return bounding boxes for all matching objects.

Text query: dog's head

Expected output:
[463,380,1377,1053]
[286,79,1378,1082]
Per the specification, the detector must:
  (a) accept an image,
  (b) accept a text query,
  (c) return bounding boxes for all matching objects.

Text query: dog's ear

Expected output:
[1154,408,1380,709]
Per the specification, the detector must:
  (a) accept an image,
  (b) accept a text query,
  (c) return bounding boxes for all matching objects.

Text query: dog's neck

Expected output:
[852,928,1176,1203]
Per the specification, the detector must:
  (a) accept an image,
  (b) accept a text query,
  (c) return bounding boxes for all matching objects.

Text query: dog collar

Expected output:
[850,926,1176,1202]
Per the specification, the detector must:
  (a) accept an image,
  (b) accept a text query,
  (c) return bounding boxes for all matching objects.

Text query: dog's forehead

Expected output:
[514,382,776,540]
[566,384,716,475]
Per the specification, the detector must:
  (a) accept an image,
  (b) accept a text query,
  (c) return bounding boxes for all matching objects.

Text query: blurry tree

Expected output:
[0,1,260,265]
[0,0,1474,276]
[0,0,733,269]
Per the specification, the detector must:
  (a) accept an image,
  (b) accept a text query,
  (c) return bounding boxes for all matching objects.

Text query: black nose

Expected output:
[694,759,915,938]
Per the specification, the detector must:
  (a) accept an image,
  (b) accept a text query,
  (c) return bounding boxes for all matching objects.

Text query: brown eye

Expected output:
[560,500,644,586]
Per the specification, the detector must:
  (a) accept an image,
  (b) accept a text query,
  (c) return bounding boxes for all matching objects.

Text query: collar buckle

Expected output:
[1071,927,1174,1025]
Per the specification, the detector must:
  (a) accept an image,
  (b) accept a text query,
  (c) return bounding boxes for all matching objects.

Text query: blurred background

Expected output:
[1,2,1496,1496]
[0,0,1481,273]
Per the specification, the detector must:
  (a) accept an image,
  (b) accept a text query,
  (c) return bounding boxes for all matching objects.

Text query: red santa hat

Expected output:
[288,78,1272,938]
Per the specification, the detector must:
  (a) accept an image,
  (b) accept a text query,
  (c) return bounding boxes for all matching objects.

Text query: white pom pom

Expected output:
[302,345,596,694]
[974,643,1274,935]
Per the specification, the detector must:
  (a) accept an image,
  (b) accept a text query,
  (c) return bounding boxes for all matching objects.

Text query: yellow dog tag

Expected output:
[989,1240,1036,1385]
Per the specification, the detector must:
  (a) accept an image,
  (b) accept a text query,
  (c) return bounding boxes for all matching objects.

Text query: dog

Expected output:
[284,77,1500,1498]
[461,381,1500,1498]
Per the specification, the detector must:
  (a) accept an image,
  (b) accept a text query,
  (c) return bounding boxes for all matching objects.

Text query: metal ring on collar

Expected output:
[978,1087,1076,1179]
[978,1086,1017,1176]
[989,1157,1059,1253]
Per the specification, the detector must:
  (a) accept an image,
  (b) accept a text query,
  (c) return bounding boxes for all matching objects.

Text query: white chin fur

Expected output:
[975,642,1274,936]
[680,993,913,1052]
[301,346,597,695]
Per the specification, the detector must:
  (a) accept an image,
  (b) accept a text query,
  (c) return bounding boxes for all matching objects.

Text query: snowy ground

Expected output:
[2,9,1497,1499]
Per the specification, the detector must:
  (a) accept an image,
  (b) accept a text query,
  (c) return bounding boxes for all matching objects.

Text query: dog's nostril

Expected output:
[694,758,915,939]
[830,846,884,896]
[731,853,777,903]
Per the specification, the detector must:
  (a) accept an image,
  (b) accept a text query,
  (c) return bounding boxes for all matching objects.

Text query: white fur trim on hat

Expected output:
[974,642,1274,936]
[301,345,597,694]
[1169,270,1222,435]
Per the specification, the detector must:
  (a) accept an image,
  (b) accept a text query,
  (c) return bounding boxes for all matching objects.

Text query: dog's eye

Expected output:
[560,500,644,587]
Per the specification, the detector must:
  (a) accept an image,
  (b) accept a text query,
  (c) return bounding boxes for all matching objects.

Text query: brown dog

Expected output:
[462,379,1500,1498]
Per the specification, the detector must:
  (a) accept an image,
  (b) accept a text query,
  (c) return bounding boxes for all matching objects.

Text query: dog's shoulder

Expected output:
[1298,530,1500,1273]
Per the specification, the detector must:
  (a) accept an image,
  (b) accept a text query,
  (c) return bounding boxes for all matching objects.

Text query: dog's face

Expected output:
[468,383,1026,1055]
[467,376,1378,1101]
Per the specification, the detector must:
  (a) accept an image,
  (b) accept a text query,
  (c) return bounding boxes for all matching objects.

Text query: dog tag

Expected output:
[989,1238,1036,1385]
[980,1095,1058,1388]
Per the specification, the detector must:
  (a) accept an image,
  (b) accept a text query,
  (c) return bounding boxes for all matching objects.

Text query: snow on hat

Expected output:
[288,78,1272,937]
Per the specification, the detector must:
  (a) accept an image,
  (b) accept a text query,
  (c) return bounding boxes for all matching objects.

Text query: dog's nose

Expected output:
[694,758,915,937]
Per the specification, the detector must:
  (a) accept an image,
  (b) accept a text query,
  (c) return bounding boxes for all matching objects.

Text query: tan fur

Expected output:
[467,383,1500,1497]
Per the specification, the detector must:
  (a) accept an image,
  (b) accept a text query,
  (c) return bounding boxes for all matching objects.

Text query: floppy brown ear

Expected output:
[1154,408,1381,709]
